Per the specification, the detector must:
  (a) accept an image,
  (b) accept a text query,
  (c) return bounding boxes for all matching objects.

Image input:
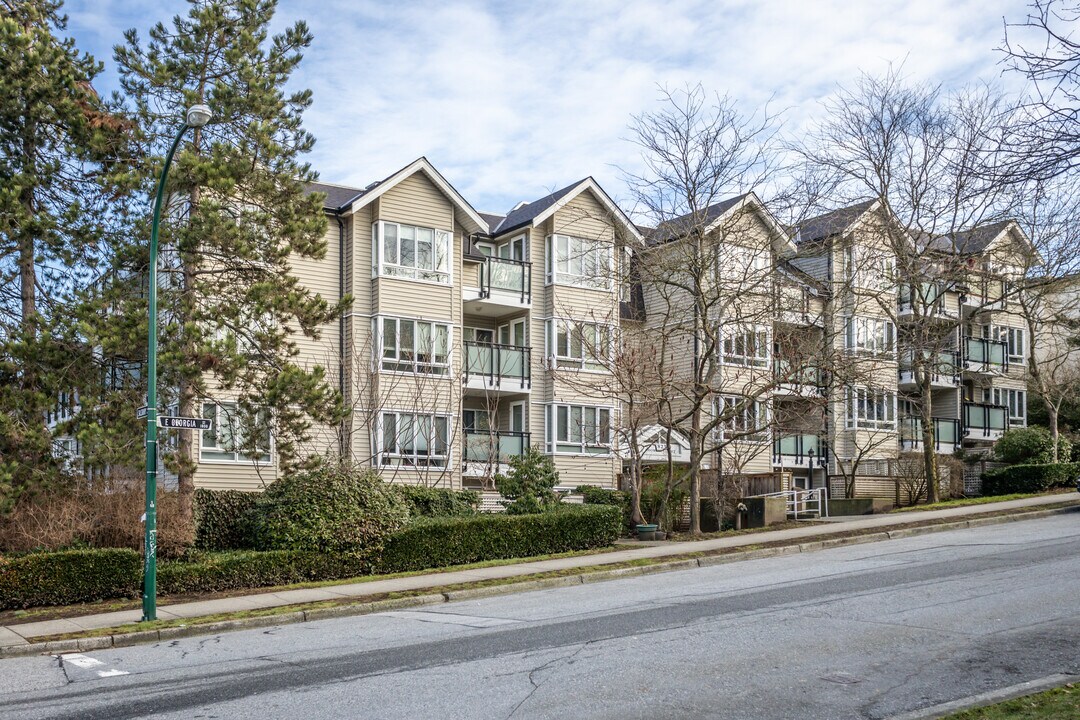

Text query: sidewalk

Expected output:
[2,493,1077,649]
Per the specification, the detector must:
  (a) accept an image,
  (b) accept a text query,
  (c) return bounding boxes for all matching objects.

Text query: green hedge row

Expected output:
[376,505,623,573]
[194,489,259,551]
[0,549,141,609]
[0,505,623,610]
[395,486,480,518]
[981,462,1080,495]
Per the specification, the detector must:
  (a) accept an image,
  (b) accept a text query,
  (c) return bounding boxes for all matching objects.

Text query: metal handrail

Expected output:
[749,488,828,519]
[772,434,828,467]
[963,336,1009,371]
[464,341,531,390]
[899,416,961,450]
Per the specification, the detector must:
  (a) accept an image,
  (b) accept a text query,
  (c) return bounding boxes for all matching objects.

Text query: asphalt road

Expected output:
[1,513,1078,720]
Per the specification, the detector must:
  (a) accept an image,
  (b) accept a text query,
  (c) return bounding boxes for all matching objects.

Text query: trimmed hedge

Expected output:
[158,550,369,595]
[0,505,624,610]
[0,549,141,609]
[981,462,1080,495]
[194,489,259,551]
[376,504,623,573]
[395,486,480,518]
[575,485,632,529]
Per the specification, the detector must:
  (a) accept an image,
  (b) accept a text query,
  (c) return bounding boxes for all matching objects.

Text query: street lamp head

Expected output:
[185,104,212,128]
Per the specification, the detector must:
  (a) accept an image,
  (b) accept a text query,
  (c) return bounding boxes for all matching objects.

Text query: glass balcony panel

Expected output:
[487,257,525,293]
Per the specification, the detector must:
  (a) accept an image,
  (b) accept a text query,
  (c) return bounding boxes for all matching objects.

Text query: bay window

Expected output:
[991,388,1027,426]
[374,221,452,284]
[547,404,612,454]
[200,402,271,463]
[547,319,611,371]
[378,411,450,467]
[722,326,770,367]
[845,387,897,430]
[546,234,612,289]
[844,316,896,355]
[380,317,450,374]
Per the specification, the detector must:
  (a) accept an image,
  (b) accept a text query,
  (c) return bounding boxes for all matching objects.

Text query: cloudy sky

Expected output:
[64,0,1029,215]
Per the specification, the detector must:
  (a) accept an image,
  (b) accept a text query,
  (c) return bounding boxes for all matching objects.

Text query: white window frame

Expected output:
[377,411,451,467]
[992,388,1027,426]
[546,318,612,371]
[200,401,272,464]
[546,403,613,455]
[545,234,613,289]
[844,316,896,355]
[845,387,897,430]
[377,316,451,375]
[372,220,452,285]
[718,243,770,280]
[845,244,895,290]
[987,325,1025,365]
[721,325,770,368]
[715,395,769,442]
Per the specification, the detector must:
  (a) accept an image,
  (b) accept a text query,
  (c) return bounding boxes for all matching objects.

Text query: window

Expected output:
[719,244,770,279]
[992,388,1027,426]
[722,326,770,367]
[547,404,612,454]
[380,317,450,374]
[845,387,897,430]
[986,325,1025,365]
[716,395,768,442]
[378,411,450,467]
[547,319,611,371]
[374,221,452,284]
[200,402,271,463]
[546,234,612,288]
[844,316,896,355]
[844,244,895,290]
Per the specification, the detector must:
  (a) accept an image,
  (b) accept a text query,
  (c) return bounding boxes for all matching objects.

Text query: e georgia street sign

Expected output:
[157,416,213,431]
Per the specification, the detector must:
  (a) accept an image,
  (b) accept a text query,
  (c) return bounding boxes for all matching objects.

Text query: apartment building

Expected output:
[182,158,637,492]
[52,158,1041,501]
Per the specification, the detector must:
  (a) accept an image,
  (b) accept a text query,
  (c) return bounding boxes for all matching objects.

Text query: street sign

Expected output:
[136,406,149,420]
[157,416,212,430]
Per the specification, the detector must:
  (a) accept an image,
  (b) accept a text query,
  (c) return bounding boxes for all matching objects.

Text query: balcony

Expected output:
[462,430,530,477]
[899,416,960,454]
[963,336,1008,375]
[961,278,1008,312]
[898,350,960,390]
[773,359,824,397]
[898,284,958,322]
[963,402,1008,442]
[463,342,531,395]
[773,434,828,468]
[463,256,531,314]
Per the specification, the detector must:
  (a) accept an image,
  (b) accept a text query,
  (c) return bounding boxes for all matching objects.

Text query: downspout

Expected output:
[336,212,347,460]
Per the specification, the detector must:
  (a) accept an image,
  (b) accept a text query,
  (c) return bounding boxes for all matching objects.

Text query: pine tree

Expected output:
[112,0,345,533]
[0,0,129,510]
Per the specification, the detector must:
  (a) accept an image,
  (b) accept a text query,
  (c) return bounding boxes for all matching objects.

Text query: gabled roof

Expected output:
[308,157,488,235]
[486,177,642,242]
[644,192,796,257]
[942,220,1013,254]
[795,199,879,244]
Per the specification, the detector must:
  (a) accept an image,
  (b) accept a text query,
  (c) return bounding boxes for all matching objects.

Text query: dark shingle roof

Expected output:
[945,221,1012,254]
[796,199,877,243]
[478,212,505,234]
[306,181,369,211]
[645,194,751,245]
[490,180,585,236]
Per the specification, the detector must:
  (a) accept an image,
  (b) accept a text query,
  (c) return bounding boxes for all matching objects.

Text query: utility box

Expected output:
[740,497,787,528]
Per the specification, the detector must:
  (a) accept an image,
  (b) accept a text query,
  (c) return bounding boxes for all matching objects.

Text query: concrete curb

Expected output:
[1,504,1077,659]
[887,672,1078,719]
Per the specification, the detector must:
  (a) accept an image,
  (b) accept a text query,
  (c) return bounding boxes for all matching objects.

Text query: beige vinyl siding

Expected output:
[551,455,618,489]
[378,172,455,230]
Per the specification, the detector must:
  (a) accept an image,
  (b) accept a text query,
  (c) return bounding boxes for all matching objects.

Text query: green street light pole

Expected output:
[143,104,212,622]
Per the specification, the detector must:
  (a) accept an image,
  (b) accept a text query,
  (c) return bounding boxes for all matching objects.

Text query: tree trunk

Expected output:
[1048,405,1060,463]
[919,369,940,503]
[689,406,702,535]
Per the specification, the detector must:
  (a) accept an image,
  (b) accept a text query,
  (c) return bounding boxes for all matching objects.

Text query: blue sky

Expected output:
[64,0,1028,215]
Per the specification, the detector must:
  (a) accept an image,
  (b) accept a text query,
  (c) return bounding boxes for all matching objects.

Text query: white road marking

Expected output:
[96,669,130,678]
[59,654,104,669]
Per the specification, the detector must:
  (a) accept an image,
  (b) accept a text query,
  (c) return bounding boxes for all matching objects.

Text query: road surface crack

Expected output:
[506,643,588,718]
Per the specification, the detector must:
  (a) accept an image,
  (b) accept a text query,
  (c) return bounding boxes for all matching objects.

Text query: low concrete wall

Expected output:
[828,497,894,516]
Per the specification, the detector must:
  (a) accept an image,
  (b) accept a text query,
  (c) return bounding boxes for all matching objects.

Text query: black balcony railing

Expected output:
[899,416,960,451]
[464,341,531,390]
[899,349,961,385]
[462,429,530,465]
[963,403,1008,437]
[479,256,531,304]
[963,336,1008,371]
[772,434,828,467]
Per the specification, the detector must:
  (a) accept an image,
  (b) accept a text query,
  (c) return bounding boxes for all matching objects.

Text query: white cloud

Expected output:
[64,0,1029,213]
